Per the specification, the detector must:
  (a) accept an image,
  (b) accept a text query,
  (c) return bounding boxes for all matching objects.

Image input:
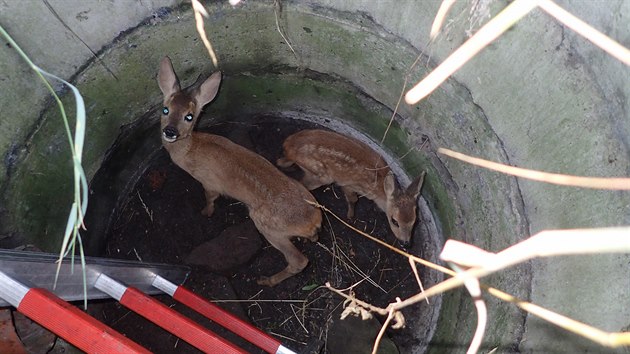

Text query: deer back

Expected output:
[282,129,425,245]
[282,129,390,204]
[157,57,320,236]
[192,134,320,228]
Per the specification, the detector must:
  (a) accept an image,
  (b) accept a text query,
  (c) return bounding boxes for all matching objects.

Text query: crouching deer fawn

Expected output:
[278,129,425,248]
[157,57,322,286]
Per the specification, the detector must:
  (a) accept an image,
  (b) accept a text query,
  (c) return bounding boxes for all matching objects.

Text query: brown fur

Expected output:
[158,57,321,286]
[278,129,425,246]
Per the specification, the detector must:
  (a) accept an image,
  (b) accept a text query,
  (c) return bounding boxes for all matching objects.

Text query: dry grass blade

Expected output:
[468,294,487,354]
[316,229,384,291]
[408,258,429,304]
[322,211,630,349]
[290,304,309,334]
[537,0,630,66]
[308,199,460,294]
[306,200,453,274]
[307,178,629,349]
[409,0,630,105]
[274,0,298,60]
[394,227,630,310]
[381,51,423,144]
[210,299,304,303]
[191,0,219,68]
[451,264,486,354]
[430,0,457,39]
[439,148,630,190]
[405,0,537,104]
[372,306,397,354]
[486,286,630,347]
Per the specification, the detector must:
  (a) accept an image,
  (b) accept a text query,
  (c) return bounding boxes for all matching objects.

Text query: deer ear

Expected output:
[195,71,222,107]
[384,172,397,200]
[158,56,181,97]
[407,171,426,199]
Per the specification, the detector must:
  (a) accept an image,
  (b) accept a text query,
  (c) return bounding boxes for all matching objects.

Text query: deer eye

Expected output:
[390,217,400,228]
[184,113,193,122]
[162,107,169,115]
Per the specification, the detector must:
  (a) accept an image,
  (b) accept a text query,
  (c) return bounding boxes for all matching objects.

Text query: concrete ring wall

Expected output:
[0,1,628,353]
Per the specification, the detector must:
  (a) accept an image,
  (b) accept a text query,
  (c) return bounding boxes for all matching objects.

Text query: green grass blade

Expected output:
[0,25,89,306]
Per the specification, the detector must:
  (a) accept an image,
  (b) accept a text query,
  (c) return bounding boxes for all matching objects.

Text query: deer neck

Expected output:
[163,134,195,165]
[370,172,389,212]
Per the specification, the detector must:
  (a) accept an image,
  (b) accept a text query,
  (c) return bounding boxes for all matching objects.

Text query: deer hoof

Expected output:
[256,276,274,287]
[200,206,215,217]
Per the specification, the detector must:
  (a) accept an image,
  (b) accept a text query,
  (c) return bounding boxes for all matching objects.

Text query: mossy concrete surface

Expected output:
[0,1,628,353]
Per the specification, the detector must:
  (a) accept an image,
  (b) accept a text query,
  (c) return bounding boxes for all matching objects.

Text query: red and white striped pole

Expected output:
[95,274,245,354]
[0,271,150,354]
[152,275,296,354]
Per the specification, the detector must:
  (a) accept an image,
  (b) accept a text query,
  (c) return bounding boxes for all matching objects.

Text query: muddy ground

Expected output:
[87,116,434,353]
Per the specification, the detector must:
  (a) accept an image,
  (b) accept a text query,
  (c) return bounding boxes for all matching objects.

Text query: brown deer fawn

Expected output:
[157,57,322,286]
[277,129,425,248]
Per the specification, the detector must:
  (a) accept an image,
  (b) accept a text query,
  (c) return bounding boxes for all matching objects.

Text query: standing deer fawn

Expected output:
[158,56,322,286]
[278,129,425,248]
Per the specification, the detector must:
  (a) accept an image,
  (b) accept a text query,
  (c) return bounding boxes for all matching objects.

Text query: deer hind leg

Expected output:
[341,186,358,219]
[300,170,327,190]
[276,157,294,168]
[256,234,309,287]
[201,189,220,217]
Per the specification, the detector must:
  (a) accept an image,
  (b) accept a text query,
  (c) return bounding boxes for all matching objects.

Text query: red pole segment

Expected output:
[119,287,246,354]
[18,288,150,354]
[173,285,285,354]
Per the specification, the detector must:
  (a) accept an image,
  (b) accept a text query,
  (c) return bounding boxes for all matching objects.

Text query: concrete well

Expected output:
[0,0,628,353]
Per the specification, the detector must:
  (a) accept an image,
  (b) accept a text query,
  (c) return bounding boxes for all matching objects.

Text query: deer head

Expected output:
[383,171,426,248]
[157,56,221,143]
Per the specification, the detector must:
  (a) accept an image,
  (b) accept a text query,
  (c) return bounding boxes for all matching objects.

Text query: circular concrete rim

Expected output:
[0,2,540,353]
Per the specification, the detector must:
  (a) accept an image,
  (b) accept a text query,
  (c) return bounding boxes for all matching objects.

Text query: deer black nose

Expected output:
[400,240,411,250]
[163,126,178,140]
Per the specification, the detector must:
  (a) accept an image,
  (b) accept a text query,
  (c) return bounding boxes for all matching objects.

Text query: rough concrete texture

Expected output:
[0,0,628,353]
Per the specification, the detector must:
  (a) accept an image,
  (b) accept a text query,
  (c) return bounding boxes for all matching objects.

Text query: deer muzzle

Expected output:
[162,126,179,143]
[399,240,411,250]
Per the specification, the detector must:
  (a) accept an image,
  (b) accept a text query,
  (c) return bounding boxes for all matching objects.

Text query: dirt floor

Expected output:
[87,116,433,353]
